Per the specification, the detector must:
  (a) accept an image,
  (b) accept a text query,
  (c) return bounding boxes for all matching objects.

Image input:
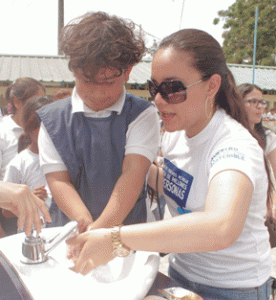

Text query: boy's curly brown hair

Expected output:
[60,11,146,81]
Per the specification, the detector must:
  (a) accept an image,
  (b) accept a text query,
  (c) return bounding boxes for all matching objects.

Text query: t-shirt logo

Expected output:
[163,158,193,210]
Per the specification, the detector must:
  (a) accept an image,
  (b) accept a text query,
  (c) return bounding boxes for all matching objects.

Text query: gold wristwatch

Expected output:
[111,225,131,257]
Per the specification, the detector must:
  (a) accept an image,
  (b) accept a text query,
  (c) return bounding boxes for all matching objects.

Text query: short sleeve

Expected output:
[125,105,160,162]
[38,123,68,174]
[208,139,265,189]
[3,158,21,184]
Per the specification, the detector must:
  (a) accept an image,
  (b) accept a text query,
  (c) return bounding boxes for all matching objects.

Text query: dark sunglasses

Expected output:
[148,79,202,104]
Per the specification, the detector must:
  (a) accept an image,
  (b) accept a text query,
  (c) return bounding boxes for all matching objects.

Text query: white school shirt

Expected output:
[3,149,52,210]
[162,109,271,289]
[0,115,23,180]
[38,87,160,175]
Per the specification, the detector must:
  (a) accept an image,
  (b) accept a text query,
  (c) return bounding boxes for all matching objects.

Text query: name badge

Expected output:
[163,158,193,211]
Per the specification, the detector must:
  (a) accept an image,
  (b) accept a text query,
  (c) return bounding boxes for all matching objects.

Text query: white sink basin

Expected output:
[0,227,160,300]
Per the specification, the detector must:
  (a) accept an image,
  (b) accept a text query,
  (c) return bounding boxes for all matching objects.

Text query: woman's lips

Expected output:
[161,112,175,122]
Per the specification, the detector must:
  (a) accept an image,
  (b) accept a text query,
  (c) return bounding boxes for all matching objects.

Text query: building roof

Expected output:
[228,63,276,90]
[0,55,74,83]
[0,54,275,90]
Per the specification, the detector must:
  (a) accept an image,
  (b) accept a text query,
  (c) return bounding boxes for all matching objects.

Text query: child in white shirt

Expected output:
[3,96,54,232]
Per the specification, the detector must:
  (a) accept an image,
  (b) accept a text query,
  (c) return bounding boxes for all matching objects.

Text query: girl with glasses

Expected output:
[67,29,273,300]
[239,83,267,129]
[238,83,276,218]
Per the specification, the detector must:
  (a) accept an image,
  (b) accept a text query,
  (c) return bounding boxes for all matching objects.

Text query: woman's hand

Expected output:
[33,185,48,201]
[0,182,52,236]
[66,228,115,275]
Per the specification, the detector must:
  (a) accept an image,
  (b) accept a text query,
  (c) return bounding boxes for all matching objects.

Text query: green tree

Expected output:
[213,0,276,66]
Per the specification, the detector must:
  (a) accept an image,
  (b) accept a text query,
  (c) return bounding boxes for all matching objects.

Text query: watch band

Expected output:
[111,225,131,257]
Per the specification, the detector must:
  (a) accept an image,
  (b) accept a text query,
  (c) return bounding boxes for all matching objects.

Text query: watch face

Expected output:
[113,247,130,257]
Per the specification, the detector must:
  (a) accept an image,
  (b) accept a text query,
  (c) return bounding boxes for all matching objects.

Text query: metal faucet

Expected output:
[21,220,78,264]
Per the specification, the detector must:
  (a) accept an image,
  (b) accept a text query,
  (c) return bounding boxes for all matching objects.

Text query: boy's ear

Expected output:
[124,66,133,82]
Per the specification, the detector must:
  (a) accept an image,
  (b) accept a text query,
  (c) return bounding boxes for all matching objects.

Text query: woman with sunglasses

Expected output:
[238,83,276,217]
[66,29,272,299]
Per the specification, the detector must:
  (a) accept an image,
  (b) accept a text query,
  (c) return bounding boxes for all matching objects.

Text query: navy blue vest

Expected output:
[37,94,151,225]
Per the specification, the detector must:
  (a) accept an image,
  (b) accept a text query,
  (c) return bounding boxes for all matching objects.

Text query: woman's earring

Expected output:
[205,97,213,119]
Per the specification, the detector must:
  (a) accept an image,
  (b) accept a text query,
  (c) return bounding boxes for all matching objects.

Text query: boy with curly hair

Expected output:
[37,12,160,232]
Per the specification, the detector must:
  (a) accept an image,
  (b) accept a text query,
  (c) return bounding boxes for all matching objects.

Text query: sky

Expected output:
[0,0,236,56]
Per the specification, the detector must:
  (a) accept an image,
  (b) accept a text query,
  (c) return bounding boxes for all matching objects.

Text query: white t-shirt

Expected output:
[3,149,52,210]
[162,109,271,289]
[0,115,23,180]
[265,128,276,156]
[266,112,276,121]
[38,87,160,174]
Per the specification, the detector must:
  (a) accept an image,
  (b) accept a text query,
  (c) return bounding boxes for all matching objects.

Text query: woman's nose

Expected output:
[154,92,167,107]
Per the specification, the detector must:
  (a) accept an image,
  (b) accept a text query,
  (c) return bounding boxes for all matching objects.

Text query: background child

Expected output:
[3,96,54,233]
[0,77,46,237]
